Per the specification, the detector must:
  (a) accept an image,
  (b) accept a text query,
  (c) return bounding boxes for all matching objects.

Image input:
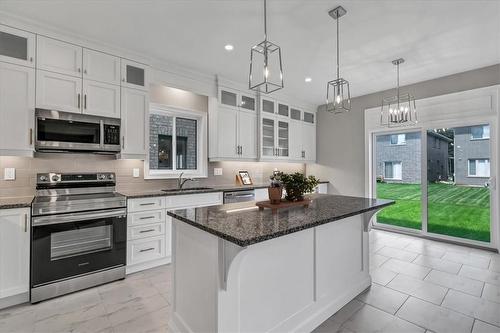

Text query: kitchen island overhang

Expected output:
[167,194,394,333]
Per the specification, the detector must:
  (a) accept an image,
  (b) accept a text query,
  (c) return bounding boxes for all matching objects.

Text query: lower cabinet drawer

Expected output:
[128,222,165,240]
[127,236,166,266]
[127,209,165,226]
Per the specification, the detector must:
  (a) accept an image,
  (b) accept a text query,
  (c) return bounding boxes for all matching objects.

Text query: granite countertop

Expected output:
[167,194,394,247]
[120,181,329,199]
[0,196,34,209]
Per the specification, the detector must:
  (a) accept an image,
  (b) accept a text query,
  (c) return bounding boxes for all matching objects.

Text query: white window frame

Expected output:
[144,103,208,179]
[389,133,406,145]
[384,161,402,180]
[470,125,490,140]
[468,158,490,178]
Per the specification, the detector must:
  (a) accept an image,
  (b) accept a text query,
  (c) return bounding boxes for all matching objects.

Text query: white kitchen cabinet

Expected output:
[83,49,120,85]
[82,79,120,118]
[302,123,316,162]
[238,111,258,159]
[121,59,149,91]
[0,62,35,156]
[289,120,303,160]
[0,25,35,68]
[36,70,82,113]
[37,36,82,77]
[260,115,290,160]
[216,106,239,159]
[0,208,30,309]
[120,87,149,159]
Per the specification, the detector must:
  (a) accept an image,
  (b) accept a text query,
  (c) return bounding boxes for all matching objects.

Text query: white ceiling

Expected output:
[1,0,499,106]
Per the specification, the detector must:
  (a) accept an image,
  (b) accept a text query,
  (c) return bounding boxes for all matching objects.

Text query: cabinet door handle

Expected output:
[139,229,156,234]
[240,146,243,155]
[24,214,28,232]
[78,68,81,73]
[29,57,33,63]
[29,128,33,145]
[139,247,155,253]
[122,136,125,149]
[77,93,81,109]
[84,94,87,109]
[84,69,87,74]
[122,78,126,82]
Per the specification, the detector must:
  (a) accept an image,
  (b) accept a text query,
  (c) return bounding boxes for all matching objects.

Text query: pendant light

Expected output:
[380,58,417,127]
[326,6,351,113]
[249,0,284,94]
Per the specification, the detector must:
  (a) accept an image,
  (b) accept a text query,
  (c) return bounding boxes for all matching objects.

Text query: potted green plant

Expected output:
[268,172,283,204]
[277,172,319,202]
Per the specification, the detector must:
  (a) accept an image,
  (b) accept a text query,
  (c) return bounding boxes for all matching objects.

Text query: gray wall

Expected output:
[455,127,490,186]
[308,64,500,196]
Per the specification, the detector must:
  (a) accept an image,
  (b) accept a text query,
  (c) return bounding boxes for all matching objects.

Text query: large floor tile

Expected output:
[381,258,431,279]
[370,253,390,270]
[111,306,171,333]
[472,320,500,333]
[489,256,500,273]
[342,304,425,333]
[442,289,500,327]
[356,283,409,315]
[104,294,169,327]
[459,265,500,286]
[482,283,500,304]
[442,252,491,269]
[413,254,462,274]
[370,267,398,286]
[424,270,484,296]
[404,241,446,259]
[377,246,420,262]
[397,296,474,333]
[387,274,448,305]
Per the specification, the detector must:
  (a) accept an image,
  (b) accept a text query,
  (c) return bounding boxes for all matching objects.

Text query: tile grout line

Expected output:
[439,288,450,306]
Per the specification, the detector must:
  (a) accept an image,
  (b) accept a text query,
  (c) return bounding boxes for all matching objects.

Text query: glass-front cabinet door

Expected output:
[121,59,149,91]
[0,25,35,68]
[261,117,275,157]
[277,120,289,157]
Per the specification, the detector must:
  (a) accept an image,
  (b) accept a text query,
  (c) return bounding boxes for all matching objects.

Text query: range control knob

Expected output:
[108,174,114,180]
[39,175,48,182]
[51,174,60,182]
[98,174,106,180]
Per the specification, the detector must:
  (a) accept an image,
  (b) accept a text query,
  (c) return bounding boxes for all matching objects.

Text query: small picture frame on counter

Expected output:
[237,170,253,185]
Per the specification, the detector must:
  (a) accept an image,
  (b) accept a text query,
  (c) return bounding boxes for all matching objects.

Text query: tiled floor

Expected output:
[1,229,500,333]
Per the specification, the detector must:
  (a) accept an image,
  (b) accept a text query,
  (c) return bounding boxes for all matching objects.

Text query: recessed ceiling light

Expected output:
[224,44,234,51]
[305,77,312,83]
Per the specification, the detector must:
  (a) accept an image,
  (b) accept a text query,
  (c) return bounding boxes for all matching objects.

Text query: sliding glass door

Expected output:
[372,123,494,246]
[374,131,422,231]
[427,125,491,242]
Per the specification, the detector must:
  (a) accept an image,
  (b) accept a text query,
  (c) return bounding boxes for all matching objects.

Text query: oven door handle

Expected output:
[32,208,127,226]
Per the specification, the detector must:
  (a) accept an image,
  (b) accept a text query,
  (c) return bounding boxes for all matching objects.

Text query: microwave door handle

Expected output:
[32,208,127,226]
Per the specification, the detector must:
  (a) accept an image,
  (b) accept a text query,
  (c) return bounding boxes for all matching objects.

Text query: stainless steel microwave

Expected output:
[35,109,121,154]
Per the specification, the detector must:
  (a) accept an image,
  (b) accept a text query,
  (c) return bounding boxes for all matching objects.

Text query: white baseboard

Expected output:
[0,292,29,310]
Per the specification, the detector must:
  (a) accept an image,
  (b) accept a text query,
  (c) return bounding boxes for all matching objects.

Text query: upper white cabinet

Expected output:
[121,59,149,91]
[37,36,82,77]
[210,88,258,161]
[120,87,149,159]
[0,208,30,306]
[302,123,316,162]
[0,25,35,68]
[82,80,120,118]
[260,115,290,160]
[83,49,121,85]
[36,70,82,113]
[0,62,35,156]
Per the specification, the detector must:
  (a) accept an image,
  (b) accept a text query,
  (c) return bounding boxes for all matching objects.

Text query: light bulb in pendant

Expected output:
[264,67,269,79]
[336,95,342,104]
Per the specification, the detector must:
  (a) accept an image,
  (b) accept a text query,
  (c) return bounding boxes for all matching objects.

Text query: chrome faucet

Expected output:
[178,172,195,189]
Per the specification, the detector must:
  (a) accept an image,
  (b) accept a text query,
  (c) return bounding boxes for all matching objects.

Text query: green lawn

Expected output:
[376,182,490,242]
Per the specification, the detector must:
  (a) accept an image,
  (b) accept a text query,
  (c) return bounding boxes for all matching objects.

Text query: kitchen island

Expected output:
[167,194,393,333]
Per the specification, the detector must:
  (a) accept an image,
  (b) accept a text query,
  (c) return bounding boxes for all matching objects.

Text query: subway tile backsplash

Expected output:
[0,154,305,197]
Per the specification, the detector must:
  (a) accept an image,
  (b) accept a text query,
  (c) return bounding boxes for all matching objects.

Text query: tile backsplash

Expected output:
[0,154,305,197]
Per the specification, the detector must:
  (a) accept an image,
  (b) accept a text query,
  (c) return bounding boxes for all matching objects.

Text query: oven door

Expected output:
[31,208,126,287]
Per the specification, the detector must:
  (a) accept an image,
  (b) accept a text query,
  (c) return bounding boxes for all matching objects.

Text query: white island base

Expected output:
[170,214,371,333]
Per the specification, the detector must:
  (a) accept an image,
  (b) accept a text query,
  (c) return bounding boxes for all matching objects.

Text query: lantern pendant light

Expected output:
[326,6,351,113]
[249,0,284,94]
[380,58,417,127]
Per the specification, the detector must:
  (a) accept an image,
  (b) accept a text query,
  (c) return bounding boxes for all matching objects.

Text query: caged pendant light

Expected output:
[380,58,417,127]
[249,0,284,94]
[326,6,351,113]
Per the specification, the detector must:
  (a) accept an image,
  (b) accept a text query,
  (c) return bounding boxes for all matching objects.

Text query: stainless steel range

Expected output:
[31,172,127,303]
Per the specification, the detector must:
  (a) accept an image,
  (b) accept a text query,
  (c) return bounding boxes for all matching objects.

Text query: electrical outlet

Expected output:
[133,168,140,178]
[4,168,15,180]
[214,168,223,176]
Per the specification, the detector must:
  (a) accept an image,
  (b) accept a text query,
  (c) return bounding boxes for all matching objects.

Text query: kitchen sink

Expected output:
[162,187,214,192]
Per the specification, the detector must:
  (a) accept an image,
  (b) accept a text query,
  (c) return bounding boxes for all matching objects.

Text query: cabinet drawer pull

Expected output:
[139,229,156,233]
[139,216,155,220]
[139,202,155,206]
[139,247,155,253]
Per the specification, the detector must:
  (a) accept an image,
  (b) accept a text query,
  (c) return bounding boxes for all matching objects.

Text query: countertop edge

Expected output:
[167,198,394,247]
